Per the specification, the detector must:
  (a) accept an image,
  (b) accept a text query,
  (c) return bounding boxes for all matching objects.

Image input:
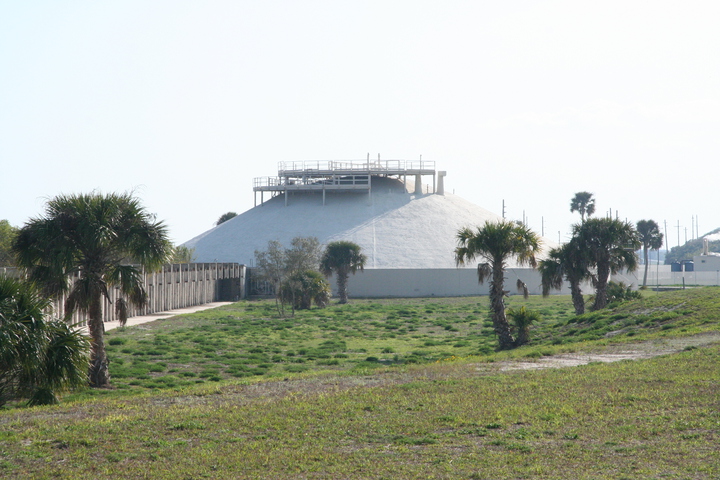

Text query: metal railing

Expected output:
[253,176,284,188]
[277,159,436,174]
[254,174,371,189]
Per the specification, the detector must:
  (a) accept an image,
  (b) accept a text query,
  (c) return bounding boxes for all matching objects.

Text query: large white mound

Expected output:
[184,177,547,268]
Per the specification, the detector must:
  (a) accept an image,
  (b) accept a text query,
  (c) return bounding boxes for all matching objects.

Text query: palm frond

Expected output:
[115,298,128,327]
[477,263,491,284]
[516,278,529,299]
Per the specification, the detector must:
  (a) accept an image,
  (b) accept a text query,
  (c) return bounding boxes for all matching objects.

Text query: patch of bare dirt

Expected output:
[630,302,687,316]
[489,332,720,372]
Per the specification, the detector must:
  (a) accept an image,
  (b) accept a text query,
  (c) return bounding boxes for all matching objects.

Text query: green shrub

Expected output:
[607,281,642,303]
[279,270,331,310]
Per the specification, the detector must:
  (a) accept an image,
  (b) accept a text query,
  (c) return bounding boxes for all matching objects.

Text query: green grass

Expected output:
[84,288,720,394]
[1,288,719,479]
[96,297,508,392]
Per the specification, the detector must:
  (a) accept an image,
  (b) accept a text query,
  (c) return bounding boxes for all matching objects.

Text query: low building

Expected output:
[693,238,720,271]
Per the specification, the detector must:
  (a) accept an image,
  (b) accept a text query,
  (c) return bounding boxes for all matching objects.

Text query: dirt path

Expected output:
[490,332,720,372]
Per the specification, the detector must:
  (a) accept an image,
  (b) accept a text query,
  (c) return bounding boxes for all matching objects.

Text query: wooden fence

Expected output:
[2,263,245,326]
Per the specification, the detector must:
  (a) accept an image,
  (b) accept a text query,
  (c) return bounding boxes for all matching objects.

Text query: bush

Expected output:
[607,281,642,303]
[279,270,331,310]
[506,306,541,347]
[0,276,89,406]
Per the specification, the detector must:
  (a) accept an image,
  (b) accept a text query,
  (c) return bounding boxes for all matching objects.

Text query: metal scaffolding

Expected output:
[253,158,437,206]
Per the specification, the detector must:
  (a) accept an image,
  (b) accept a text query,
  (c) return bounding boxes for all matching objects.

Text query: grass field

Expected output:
[1,288,719,479]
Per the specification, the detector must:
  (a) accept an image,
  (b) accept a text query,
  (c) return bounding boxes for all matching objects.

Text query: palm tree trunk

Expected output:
[337,269,349,304]
[593,261,611,311]
[490,265,514,349]
[569,278,585,315]
[88,293,111,388]
[515,327,530,347]
[642,246,649,287]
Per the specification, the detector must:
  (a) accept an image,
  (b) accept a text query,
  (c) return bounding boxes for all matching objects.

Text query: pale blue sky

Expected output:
[1,1,718,247]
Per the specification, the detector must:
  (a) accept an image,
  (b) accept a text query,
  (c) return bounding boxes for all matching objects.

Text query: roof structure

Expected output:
[184,161,553,268]
[252,158,438,206]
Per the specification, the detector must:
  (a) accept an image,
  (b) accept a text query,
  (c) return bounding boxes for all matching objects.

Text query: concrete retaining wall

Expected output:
[326,268,592,298]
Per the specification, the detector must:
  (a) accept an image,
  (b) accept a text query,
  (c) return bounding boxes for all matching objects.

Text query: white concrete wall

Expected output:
[620,264,720,287]
[327,268,592,298]
[321,264,720,300]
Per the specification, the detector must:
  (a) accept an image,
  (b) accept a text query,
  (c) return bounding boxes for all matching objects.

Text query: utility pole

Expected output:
[541,216,545,237]
[692,216,695,240]
[664,220,669,255]
[676,220,681,248]
[502,200,506,219]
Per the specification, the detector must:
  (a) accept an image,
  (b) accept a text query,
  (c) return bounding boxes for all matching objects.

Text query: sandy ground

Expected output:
[489,332,720,372]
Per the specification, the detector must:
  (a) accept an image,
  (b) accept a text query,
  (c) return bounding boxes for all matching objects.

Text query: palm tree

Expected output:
[636,219,663,288]
[455,220,541,350]
[171,245,196,264]
[12,192,172,388]
[538,239,592,315]
[279,270,331,311]
[506,306,541,346]
[0,275,89,406]
[573,218,640,311]
[570,192,596,221]
[320,241,366,304]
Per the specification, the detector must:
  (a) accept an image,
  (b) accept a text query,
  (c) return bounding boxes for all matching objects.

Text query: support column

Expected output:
[437,171,446,196]
[414,174,423,194]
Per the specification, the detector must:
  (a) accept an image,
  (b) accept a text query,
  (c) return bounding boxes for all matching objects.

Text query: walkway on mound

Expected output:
[88,302,235,333]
